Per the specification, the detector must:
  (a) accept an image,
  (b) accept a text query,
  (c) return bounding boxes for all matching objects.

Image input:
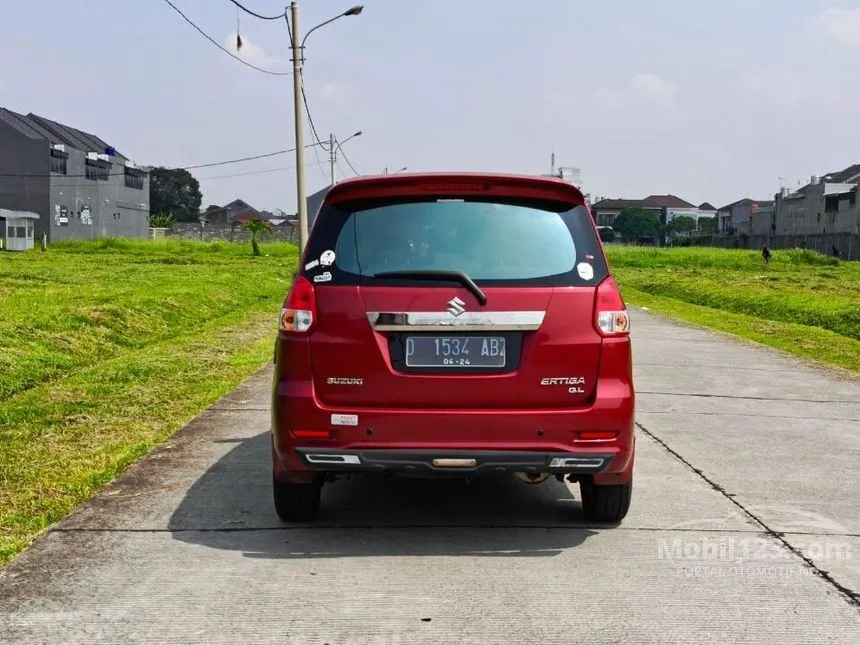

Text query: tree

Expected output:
[244,219,272,256]
[598,227,616,243]
[149,167,203,222]
[698,217,717,235]
[613,208,660,242]
[148,212,175,228]
[666,215,697,237]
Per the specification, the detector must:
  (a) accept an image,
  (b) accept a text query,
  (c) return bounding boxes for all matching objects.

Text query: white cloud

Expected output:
[631,73,675,101]
[545,74,680,120]
[223,33,282,67]
[808,7,860,47]
[630,73,682,116]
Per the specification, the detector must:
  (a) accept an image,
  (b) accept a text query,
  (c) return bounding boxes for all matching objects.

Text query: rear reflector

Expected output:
[292,429,331,439]
[575,431,619,442]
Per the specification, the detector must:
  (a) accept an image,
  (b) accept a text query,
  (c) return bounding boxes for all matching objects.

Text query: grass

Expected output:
[0,239,298,565]
[606,246,860,373]
[3,240,857,564]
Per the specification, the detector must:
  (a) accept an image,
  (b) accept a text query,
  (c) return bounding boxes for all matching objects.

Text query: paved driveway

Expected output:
[1,310,859,644]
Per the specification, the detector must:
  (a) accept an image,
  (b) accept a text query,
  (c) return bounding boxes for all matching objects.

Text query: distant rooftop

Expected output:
[591,198,660,210]
[822,163,860,185]
[644,194,697,209]
[0,106,127,160]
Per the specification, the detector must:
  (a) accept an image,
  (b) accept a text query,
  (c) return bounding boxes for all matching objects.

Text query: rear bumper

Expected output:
[294,448,616,476]
[271,337,635,485]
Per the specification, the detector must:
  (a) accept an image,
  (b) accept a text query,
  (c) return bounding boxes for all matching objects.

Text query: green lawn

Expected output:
[2,240,857,566]
[606,246,860,373]
[0,239,297,565]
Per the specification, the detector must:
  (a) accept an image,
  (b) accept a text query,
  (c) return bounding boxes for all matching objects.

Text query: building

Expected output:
[0,107,150,242]
[716,198,773,235]
[589,199,662,227]
[202,199,258,225]
[643,194,699,224]
[0,208,40,251]
[696,202,718,231]
[541,154,591,203]
[749,201,777,236]
[773,165,860,236]
[697,202,717,220]
[306,185,331,231]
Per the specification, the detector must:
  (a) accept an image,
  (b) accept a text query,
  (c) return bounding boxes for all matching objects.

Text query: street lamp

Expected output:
[289,2,364,254]
[329,130,363,187]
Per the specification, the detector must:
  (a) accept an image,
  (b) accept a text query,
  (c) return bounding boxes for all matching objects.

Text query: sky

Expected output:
[1,0,860,212]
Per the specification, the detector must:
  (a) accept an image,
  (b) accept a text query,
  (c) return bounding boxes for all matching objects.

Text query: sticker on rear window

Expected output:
[314,271,332,283]
[305,259,320,271]
[577,262,594,280]
[331,413,359,427]
[320,250,336,266]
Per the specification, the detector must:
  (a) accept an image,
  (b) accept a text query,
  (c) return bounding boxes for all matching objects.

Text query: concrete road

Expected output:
[1,309,859,644]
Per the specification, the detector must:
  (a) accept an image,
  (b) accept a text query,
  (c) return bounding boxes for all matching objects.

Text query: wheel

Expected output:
[580,479,632,523]
[273,475,322,522]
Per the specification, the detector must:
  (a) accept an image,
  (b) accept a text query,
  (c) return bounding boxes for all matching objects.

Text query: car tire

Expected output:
[273,476,322,522]
[580,479,632,523]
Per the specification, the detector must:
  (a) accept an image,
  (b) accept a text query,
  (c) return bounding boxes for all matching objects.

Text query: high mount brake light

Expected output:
[280,275,317,333]
[594,277,630,336]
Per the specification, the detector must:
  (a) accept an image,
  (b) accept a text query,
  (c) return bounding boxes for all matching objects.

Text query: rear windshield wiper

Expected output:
[373,270,488,306]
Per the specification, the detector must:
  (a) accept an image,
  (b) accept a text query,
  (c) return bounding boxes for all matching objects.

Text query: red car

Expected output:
[271,172,635,522]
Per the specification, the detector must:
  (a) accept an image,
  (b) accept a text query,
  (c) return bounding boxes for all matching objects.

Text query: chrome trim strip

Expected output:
[367,311,545,332]
[305,454,362,465]
[548,457,607,469]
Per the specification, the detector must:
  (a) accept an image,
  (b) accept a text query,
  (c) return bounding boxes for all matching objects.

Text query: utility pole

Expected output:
[288,2,363,251]
[289,1,309,253]
[330,133,337,187]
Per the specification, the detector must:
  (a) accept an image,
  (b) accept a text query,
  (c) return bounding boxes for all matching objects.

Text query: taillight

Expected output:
[280,275,316,333]
[594,277,630,336]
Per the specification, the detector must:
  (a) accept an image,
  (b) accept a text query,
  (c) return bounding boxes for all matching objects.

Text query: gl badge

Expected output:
[540,376,586,394]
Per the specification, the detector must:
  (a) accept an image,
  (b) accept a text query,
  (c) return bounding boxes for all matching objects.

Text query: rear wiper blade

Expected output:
[373,269,488,306]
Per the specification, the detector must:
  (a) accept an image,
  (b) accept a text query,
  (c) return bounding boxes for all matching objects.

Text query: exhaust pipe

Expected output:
[514,472,550,484]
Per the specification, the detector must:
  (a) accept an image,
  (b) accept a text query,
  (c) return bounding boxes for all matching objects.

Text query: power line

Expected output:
[227,0,286,20]
[197,160,326,181]
[184,149,292,170]
[299,71,330,153]
[0,142,329,179]
[162,0,291,76]
[297,71,331,178]
[336,139,361,176]
[0,160,327,185]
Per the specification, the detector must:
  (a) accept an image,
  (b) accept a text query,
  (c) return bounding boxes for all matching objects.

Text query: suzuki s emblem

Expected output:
[447,297,466,317]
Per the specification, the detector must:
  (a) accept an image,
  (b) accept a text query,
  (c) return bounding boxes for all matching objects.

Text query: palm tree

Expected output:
[243,218,272,256]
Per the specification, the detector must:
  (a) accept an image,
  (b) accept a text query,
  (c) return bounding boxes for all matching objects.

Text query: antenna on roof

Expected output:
[550,149,556,176]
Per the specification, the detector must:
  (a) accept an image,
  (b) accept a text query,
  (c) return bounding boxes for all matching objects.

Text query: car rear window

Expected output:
[303,196,608,287]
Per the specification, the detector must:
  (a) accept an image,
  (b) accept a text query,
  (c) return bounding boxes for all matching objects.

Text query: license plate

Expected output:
[404,336,506,368]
